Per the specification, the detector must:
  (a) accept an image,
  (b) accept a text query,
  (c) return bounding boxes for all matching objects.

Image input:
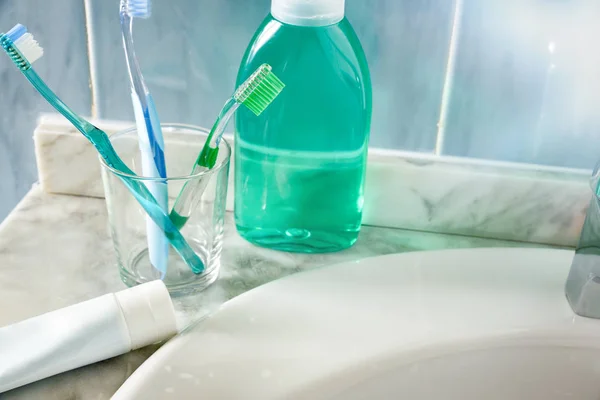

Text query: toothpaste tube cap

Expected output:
[115,280,177,350]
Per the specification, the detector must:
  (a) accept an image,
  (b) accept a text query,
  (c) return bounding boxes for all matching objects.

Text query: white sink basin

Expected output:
[114,248,600,399]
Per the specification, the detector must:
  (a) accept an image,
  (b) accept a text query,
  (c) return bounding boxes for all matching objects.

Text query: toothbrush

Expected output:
[169,64,285,229]
[0,24,205,275]
[120,0,169,277]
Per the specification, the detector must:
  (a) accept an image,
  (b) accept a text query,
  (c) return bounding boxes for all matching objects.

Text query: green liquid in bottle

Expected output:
[235,14,372,253]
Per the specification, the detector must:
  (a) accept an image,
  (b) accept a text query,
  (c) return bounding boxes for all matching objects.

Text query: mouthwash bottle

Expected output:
[235,0,372,253]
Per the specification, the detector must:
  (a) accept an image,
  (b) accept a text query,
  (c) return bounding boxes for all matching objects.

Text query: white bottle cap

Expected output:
[271,0,345,27]
[114,280,177,350]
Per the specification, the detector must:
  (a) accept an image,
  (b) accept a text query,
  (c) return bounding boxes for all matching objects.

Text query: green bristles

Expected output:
[234,64,285,116]
[0,35,30,71]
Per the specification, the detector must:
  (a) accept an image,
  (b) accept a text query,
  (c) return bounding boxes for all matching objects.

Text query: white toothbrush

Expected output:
[120,0,169,278]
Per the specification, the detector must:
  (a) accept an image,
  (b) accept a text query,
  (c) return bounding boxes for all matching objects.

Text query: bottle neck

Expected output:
[270,5,344,27]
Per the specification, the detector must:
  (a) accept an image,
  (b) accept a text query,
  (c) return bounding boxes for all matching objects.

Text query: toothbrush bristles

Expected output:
[14,33,43,64]
[235,64,285,116]
[0,24,43,70]
[122,0,151,18]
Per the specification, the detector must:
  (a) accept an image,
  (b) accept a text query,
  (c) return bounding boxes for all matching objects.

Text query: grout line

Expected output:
[83,0,100,119]
[434,0,464,156]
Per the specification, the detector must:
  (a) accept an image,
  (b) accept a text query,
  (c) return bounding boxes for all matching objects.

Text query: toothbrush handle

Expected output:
[144,94,167,177]
[169,99,239,229]
[23,69,205,274]
[168,131,220,229]
[131,91,169,276]
[169,163,212,229]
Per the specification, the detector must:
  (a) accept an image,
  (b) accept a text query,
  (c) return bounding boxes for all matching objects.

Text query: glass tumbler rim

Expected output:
[98,122,231,182]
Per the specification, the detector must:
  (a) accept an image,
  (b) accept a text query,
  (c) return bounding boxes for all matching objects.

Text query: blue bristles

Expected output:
[6,24,26,42]
[122,0,151,18]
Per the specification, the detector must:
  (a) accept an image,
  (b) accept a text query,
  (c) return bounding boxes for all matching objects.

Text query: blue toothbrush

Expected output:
[120,0,169,277]
[0,24,205,275]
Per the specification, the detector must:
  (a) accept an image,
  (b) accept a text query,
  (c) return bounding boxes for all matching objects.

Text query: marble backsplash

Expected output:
[34,114,590,247]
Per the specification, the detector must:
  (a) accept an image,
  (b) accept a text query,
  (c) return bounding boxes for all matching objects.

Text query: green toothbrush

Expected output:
[169,64,285,229]
[0,24,205,274]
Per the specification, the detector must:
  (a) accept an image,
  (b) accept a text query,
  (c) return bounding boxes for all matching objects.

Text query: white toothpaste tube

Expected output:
[0,280,177,393]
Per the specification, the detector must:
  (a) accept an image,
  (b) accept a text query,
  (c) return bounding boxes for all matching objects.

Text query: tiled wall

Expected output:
[2,0,600,220]
[88,0,600,169]
[443,0,600,168]
[0,0,91,221]
[88,0,455,152]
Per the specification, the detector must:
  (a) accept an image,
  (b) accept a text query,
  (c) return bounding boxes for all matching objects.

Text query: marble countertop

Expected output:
[0,186,548,399]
